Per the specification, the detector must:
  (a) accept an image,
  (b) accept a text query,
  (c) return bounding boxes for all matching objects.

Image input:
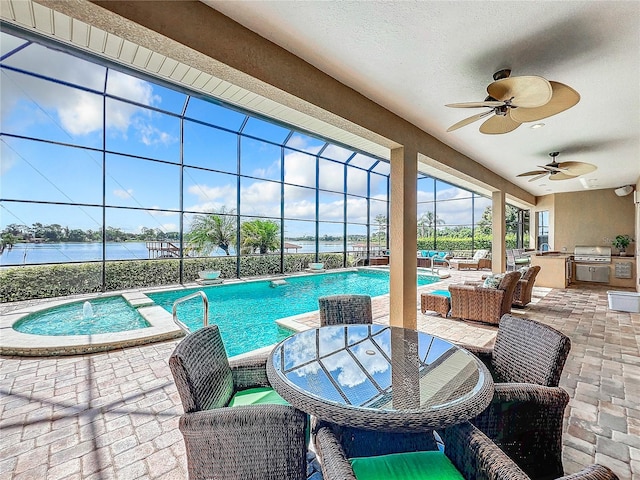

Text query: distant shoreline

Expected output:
[0,241,386,266]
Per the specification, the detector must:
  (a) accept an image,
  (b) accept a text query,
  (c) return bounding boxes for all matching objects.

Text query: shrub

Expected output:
[0,253,348,303]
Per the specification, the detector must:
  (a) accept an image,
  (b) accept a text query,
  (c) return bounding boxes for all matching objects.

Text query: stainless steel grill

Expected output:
[573,245,612,264]
[574,246,611,283]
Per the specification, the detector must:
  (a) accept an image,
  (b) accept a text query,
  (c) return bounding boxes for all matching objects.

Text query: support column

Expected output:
[389,146,417,329]
[492,191,506,273]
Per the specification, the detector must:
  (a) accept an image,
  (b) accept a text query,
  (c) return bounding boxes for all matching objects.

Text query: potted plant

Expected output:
[612,235,633,256]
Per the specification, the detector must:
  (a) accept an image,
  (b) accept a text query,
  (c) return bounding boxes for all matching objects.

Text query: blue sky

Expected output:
[0,31,490,239]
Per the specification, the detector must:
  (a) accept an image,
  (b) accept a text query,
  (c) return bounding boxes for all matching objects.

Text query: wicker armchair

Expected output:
[318,294,372,326]
[314,420,618,480]
[449,270,521,325]
[169,325,308,480]
[512,265,541,307]
[462,314,573,480]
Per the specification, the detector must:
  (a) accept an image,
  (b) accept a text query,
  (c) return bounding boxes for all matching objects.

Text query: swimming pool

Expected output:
[4,268,438,357]
[147,269,438,356]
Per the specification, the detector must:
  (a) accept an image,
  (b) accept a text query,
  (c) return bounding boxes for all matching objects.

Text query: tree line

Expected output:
[1,223,179,249]
[1,205,525,253]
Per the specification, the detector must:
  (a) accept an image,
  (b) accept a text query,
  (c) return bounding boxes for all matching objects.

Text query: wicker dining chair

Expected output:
[314,420,619,480]
[318,294,373,326]
[449,270,521,325]
[462,314,573,480]
[169,325,309,480]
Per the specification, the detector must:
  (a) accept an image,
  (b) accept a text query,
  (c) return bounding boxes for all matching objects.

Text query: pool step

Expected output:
[122,292,155,308]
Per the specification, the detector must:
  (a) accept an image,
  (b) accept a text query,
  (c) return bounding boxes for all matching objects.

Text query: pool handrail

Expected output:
[172,291,209,333]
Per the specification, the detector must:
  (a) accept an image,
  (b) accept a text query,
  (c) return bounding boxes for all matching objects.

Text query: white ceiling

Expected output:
[205,0,640,197]
[2,1,638,199]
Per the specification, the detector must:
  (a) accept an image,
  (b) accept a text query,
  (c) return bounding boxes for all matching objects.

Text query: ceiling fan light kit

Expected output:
[446,70,580,134]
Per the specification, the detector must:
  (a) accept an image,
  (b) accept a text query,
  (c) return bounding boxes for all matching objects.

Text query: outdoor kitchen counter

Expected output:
[531,253,572,289]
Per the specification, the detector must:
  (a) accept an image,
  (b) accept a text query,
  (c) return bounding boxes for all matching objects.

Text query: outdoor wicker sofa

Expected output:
[313,420,619,480]
[169,325,310,480]
[449,270,521,325]
[461,314,573,480]
[318,294,373,326]
[449,249,489,270]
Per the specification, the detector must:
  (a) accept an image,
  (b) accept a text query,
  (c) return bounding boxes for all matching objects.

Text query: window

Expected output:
[537,211,549,251]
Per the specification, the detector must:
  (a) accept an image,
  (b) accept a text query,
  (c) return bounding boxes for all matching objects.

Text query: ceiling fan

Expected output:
[446,69,580,134]
[517,152,597,182]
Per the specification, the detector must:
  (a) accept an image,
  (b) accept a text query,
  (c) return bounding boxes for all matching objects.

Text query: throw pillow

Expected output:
[482,273,504,289]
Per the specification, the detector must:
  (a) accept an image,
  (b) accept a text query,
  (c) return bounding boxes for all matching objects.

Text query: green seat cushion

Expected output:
[229,387,311,446]
[350,451,464,480]
[228,387,289,406]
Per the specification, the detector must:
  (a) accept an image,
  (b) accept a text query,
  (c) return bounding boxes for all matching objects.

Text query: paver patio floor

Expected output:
[1,268,638,479]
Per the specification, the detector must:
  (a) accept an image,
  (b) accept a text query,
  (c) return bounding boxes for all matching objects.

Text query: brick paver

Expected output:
[1,269,638,479]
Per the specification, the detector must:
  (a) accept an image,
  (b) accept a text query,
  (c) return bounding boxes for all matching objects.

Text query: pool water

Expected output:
[14,296,149,336]
[147,269,438,356]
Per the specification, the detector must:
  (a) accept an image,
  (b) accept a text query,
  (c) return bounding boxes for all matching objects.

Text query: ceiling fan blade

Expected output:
[487,76,553,108]
[446,110,493,132]
[549,172,579,181]
[479,111,521,134]
[528,172,549,182]
[537,164,563,173]
[510,81,580,122]
[557,161,597,176]
[517,170,548,177]
[445,101,505,108]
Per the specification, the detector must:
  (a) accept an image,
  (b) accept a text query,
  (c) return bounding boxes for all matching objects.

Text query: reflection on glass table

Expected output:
[267,324,494,432]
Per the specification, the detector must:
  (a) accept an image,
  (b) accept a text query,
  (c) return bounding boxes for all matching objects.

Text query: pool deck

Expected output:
[0,268,639,479]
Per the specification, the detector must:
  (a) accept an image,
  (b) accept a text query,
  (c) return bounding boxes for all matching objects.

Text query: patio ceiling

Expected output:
[2,0,638,200]
[206,1,640,197]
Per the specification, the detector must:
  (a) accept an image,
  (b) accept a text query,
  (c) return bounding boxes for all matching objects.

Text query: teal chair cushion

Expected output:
[421,250,429,257]
[428,250,437,257]
[228,387,289,406]
[436,251,447,258]
[350,451,464,480]
[431,290,451,298]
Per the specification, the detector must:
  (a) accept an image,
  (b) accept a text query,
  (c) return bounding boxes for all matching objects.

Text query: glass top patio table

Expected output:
[266,324,494,432]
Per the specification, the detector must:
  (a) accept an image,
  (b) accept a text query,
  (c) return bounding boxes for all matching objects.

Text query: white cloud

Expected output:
[57,91,104,135]
[113,188,134,199]
[240,181,282,216]
[250,158,280,179]
[318,199,345,221]
[137,124,176,146]
[0,139,17,175]
[319,161,344,191]
[286,134,315,150]
[187,184,236,203]
[284,150,316,187]
[1,43,176,144]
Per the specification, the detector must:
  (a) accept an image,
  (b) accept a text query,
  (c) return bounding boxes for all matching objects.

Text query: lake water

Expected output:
[0,241,385,266]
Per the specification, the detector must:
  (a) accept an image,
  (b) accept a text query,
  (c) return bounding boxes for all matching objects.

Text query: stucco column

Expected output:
[389,146,417,329]
[492,191,506,273]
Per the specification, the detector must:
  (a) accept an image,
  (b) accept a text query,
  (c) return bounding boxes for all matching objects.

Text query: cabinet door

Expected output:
[575,265,591,281]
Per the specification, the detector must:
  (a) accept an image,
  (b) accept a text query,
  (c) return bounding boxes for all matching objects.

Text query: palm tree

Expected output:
[374,214,387,247]
[418,211,444,237]
[186,207,237,255]
[241,219,280,254]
